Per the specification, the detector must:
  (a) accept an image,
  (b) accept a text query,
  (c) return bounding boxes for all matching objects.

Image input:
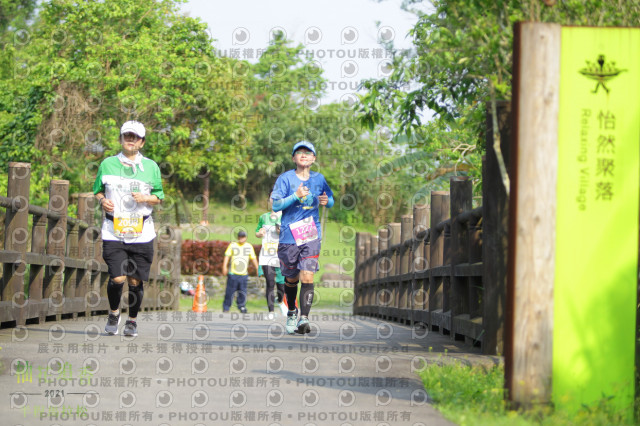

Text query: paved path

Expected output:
[0,310,498,425]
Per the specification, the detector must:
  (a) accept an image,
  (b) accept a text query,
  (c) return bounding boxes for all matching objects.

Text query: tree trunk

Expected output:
[201,172,210,225]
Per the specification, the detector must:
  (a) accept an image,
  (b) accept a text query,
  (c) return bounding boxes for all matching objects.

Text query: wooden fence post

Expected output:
[468,213,483,326]
[30,194,47,324]
[363,233,371,285]
[388,222,401,321]
[442,222,451,334]
[376,227,390,318]
[77,193,95,316]
[368,234,378,309]
[44,180,69,319]
[354,232,361,311]
[483,100,511,355]
[429,191,449,331]
[65,210,79,318]
[170,226,182,311]
[400,215,412,323]
[354,232,365,313]
[412,203,429,325]
[2,162,30,324]
[506,22,560,407]
[93,201,108,310]
[450,176,472,340]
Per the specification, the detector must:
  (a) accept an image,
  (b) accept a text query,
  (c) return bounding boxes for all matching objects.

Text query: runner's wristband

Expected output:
[324,194,335,208]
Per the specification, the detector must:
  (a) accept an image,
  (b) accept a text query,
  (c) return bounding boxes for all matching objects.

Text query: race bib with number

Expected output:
[263,241,279,256]
[113,213,144,238]
[289,217,318,246]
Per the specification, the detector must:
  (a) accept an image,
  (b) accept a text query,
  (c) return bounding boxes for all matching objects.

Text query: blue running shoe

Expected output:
[285,310,298,334]
[296,316,310,334]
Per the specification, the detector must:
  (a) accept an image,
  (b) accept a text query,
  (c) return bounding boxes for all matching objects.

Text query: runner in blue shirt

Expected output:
[271,141,334,334]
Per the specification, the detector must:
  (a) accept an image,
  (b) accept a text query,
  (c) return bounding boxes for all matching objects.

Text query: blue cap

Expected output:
[292,140,316,156]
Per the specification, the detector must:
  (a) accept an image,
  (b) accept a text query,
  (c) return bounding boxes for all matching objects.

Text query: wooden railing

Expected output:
[0,162,181,327]
[354,105,511,355]
[354,177,487,343]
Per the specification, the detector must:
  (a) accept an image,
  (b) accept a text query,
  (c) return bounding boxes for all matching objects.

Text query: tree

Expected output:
[0,0,37,35]
[358,0,640,195]
[226,34,421,224]
[0,0,246,210]
[232,33,326,200]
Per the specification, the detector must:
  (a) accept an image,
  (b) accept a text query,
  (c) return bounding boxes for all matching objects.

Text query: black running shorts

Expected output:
[102,239,155,281]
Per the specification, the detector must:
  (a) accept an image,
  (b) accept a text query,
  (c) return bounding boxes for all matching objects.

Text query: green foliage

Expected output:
[233,34,325,197]
[0,0,37,34]
[0,0,247,207]
[419,361,505,423]
[357,0,640,201]
[418,361,637,425]
[0,0,416,227]
[367,0,640,134]
[212,34,423,224]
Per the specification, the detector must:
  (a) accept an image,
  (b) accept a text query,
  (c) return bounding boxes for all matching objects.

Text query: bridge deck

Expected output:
[0,309,499,425]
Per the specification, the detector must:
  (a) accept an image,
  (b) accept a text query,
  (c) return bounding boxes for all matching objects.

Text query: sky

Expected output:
[180,0,425,103]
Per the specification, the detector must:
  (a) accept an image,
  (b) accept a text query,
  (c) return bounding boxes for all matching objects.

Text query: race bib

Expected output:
[289,217,318,246]
[263,241,279,256]
[113,213,144,238]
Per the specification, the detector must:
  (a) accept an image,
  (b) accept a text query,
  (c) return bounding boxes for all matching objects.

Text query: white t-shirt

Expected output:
[93,154,164,243]
[256,212,281,267]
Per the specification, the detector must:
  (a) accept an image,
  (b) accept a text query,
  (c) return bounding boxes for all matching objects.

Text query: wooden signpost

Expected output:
[508,22,639,417]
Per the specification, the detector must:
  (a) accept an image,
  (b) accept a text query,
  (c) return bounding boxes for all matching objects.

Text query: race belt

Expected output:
[106,213,150,238]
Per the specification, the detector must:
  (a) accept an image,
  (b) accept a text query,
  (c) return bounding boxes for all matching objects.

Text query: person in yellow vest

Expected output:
[222,230,258,313]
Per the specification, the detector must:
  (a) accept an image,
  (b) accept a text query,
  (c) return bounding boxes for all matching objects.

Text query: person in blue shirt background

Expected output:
[271,140,334,334]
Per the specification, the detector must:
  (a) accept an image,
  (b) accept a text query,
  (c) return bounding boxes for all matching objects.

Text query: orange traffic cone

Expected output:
[192,275,207,312]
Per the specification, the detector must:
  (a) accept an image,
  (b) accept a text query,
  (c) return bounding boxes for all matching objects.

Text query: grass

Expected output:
[179,286,354,314]
[417,360,637,426]
[177,199,378,281]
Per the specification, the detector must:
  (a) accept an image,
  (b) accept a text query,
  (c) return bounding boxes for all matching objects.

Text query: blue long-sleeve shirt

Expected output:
[271,170,334,244]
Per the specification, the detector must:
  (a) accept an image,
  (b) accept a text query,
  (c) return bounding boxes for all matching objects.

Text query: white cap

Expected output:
[120,120,146,138]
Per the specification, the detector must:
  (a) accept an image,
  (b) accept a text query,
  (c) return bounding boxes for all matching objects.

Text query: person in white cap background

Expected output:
[93,120,164,337]
[271,140,334,334]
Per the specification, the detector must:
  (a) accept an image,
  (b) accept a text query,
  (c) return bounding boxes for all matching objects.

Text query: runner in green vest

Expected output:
[93,121,164,337]
[256,194,287,319]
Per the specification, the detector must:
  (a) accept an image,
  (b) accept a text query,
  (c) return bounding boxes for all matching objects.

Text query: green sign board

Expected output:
[554,27,640,416]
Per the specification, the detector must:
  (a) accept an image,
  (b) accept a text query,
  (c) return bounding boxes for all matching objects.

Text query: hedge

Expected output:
[181,240,262,276]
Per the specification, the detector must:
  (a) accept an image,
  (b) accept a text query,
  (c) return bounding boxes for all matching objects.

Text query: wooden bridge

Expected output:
[0,162,181,328]
[0,311,497,425]
[354,106,511,356]
[0,160,500,425]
